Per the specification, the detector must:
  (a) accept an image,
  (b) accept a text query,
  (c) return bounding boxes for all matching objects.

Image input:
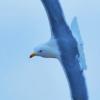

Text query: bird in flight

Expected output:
[29,0,88,100]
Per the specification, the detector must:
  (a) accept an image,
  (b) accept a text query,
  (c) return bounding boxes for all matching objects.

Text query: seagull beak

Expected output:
[29,52,36,58]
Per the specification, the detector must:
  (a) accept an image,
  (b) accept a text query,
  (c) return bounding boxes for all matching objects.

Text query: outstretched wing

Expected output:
[41,0,72,38]
[61,52,88,99]
[41,0,88,99]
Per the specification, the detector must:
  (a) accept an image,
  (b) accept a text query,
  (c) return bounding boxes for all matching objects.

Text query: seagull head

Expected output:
[29,43,60,59]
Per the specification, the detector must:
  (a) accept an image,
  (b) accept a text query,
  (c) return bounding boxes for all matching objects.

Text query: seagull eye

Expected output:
[39,50,43,53]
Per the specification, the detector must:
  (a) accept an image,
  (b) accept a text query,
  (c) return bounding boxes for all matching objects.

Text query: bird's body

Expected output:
[30,0,88,100]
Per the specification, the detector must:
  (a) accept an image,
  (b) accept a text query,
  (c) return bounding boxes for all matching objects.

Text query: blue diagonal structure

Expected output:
[41,0,88,100]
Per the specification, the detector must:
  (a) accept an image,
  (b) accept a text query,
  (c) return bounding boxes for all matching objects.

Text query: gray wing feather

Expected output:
[61,52,88,100]
[41,0,72,38]
[41,0,88,100]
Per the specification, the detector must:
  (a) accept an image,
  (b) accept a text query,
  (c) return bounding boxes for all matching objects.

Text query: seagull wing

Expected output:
[41,0,88,99]
[41,0,72,38]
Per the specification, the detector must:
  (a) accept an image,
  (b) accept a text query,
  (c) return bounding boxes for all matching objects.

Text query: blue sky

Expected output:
[0,0,100,100]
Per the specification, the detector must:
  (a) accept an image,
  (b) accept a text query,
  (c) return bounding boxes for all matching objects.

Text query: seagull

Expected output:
[30,0,88,100]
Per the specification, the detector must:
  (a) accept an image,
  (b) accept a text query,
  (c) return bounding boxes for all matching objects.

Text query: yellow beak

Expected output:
[29,52,36,58]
